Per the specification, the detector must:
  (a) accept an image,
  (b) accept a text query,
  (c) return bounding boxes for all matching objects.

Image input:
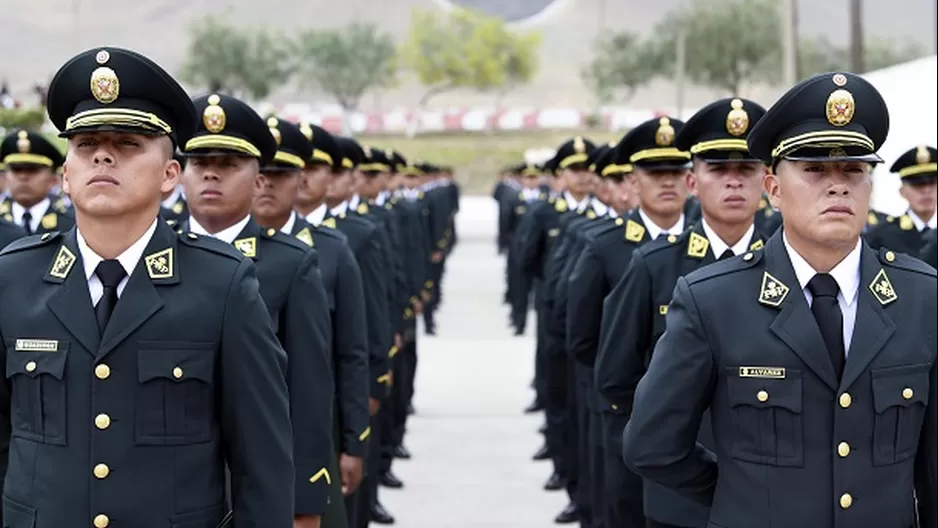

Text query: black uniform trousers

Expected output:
[588,385,606,528]
[352,407,385,528]
[541,291,569,482]
[574,362,593,525]
[602,411,645,528]
[531,278,546,405]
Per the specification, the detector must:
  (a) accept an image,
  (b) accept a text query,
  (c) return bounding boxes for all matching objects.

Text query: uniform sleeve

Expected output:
[622,277,718,507]
[333,244,371,457]
[220,259,295,526]
[595,251,655,410]
[516,207,545,279]
[358,234,392,401]
[915,359,937,528]
[566,243,605,366]
[284,250,336,515]
[0,336,9,497]
[919,228,938,269]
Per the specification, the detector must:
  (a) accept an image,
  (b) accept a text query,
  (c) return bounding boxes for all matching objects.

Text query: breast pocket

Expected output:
[725,368,804,467]
[135,342,217,446]
[4,339,69,446]
[871,363,931,466]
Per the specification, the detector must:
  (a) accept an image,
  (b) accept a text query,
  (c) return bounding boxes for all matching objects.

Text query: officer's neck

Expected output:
[190,207,250,236]
[566,191,588,203]
[359,190,379,201]
[910,206,936,226]
[639,205,682,234]
[701,212,752,248]
[295,198,324,218]
[254,208,292,232]
[784,228,857,273]
[324,196,346,209]
[76,205,159,260]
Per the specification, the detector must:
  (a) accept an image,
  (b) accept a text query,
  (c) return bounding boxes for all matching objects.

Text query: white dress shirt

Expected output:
[280,211,297,234]
[330,201,349,218]
[306,204,328,226]
[12,197,50,233]
[591,198,609,217]
[783,234,861,354]
[908,210,937,231]
[187,214,252,244]
[522,188,540,203]
[701,218,755,258]
[638,208,685,240]
[563,191,588,213]
[77,218,158,306]
[160,186,185,210]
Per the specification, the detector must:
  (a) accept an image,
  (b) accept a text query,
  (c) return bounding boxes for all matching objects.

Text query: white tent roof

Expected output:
[863,55,938,215]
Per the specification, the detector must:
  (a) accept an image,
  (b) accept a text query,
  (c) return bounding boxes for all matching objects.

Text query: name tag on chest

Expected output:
[15,339,60,352]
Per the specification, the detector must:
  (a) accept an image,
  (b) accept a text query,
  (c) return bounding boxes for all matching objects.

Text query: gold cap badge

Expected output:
[655,117,674,146]
[915,145,931,165]
[203,94,226,134]
[573,136,586,154]
[299,122,313,141]
[267,117,281,145]
[16,130,30,153]
[90,67,120,104]
[726,99,749,137]
[826,89,855,127]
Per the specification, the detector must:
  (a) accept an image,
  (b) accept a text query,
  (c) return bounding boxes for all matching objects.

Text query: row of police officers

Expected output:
[494,72,936,528]
[0,46,459,527]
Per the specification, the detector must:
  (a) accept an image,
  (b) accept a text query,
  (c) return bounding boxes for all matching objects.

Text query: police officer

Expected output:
[180,94,335,528]
[0,129,73,234]
[922,227,938,268]
[623,72,937,528]
[602,98,768,528]
[865,145,937,257]
[0,46,294,527]
[0,215,26,249]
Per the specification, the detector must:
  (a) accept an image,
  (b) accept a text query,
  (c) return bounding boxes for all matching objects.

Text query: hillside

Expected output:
[2,0,934,109]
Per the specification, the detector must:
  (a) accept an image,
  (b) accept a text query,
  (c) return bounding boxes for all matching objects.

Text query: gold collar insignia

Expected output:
[749,239,764,251]
[758,272,789,307]
[687,232,709,258]
[869,269,897,305]
[625,220,645,242]
[234,237,257,258]
[296,227,314,247]
[41,213,58,230]
[144,248,173,279]
[49,245,77,279]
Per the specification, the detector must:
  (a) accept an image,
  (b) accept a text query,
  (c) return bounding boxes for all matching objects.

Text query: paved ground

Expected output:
[380,196,566,527]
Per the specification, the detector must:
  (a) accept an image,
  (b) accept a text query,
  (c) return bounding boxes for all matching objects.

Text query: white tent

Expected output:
[863,55,938,215]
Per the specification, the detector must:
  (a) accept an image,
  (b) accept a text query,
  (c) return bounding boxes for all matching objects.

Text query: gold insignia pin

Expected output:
[826,89,855,127]
[95,49,111,64]
[357,202,369,215]
[884,250,895,262]
[916,145,931,165]
[234,237,257,258]
[321,217,337,229]
[296,227,314,247]
[40,213,57,230]
[0,202,9,215]
[265,228,276,237]
[758,272,789,307]
[555,200,568,213]
[899,215,914,231]
[655,117,675,146]
[667,234,677,243]
[515,205,526,215]
[758,197,767,209]
[144,248,173,279]
[869,269,897,305]
[573,136,586,154]
[586,210,597,220]
[3,213,12,222]
[49,245,77,279]
[203,94,226,133]
[867,212,879,225]
[829,147,847,158]
[625,220,645,242]
[832,73,848,87]
[658,305,669,315]
[16,130,31,153]
[299,122,314,141]
[615,217,624,226]
[547,228,560,237]
[726,98,749,137]
[268,117,281,145]
[171,201,184,214]
[90,67,120,104]
[749,239,764,251]
[687,232,709,258]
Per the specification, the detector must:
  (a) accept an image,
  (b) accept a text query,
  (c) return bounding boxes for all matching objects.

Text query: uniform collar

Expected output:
[12,197,51,231]
[783,232,861,308]
[280,210,297,234]
[638,208,684,240]
[188,214,252,244]
[908,209,937,231]
[306,203,328,226]
[77,218,158,282]
[591,197,609,217]
[349,194,361,210]
[701,218,755,258]
[330,201,349,218]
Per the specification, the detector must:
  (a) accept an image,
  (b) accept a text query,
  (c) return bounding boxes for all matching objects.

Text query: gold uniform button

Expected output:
[839,393,852,408]
[837,442,850,457]
[902,387,914,400]
[756,390,769,402]
[743,252,754,261]
[885,250,895,262]
[93,463,110,479]
[25,361,37,373]
[94,514,110,527]
[95,414,111,430]
[840,493,853,509]
[95,364,111,380]
[173,366,184,379]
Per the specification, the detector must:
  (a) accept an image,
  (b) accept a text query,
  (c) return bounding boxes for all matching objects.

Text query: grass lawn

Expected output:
[37,129,624,195]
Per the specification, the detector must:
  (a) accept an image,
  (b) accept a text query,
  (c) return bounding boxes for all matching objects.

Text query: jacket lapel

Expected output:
[680,223,713,276]
[840,244,896,389]
[97,221,179,359]
[762,233,839,391]
[46,228,101,356]
[233,217,263,259]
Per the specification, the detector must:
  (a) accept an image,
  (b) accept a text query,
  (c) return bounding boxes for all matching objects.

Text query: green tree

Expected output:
[799,35,927,78]
[653,0,782,95]
[294,23,397,113]
[399,7,541,109]
[179,14,293,100]
[582,32,661,105]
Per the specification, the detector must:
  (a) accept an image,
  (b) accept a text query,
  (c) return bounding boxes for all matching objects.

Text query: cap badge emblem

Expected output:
[915,145,930,165]
[16,130,31,153]
[655,117,675,146]
[267,117,281,145]
[825,89,855,127]
[726,98,749,136]
[573,136,586,154]
[832,73,848,87]
[90,67,120,104]
[299,122,313,141]
[203,94,226,133]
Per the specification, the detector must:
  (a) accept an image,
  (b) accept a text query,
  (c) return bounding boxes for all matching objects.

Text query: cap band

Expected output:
[771,130,874,159]
[601,163,632,177]
[630,148,691,163]
[312,149,333,167]
[899,163,937,178]
[2,154,54,167]
[398,164,423,175]
[65,107,172,135]
[520,166,541,177]
[184,135,262,158]
[359,163,390,172]
[690,139,748,154]
[274,150,305,169]
[559,153,589,169]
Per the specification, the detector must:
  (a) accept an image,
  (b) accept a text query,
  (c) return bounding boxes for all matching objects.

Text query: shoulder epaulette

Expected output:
[0,232,62,256]
[639,231,683,258]
[684,247,763,285]
[879,247,936,277]
[264,228,312,253]
[898,214,914,231]
[177,231,244,261]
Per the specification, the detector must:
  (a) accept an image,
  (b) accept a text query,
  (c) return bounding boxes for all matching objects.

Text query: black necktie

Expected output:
[22,211,33,234]
[95,260,126,335]
[808,273,845,379]
[718,249,734,260]
[657,232,669,240]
